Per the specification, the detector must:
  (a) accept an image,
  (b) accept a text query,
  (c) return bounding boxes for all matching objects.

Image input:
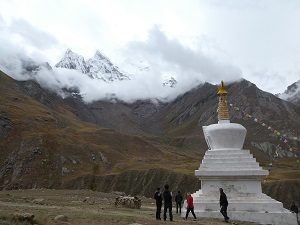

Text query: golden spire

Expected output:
[217,80,228,96]
[217,80,230,121]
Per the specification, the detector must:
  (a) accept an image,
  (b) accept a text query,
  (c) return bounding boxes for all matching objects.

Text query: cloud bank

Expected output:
[0,21,242,103]
[124,26,242,85]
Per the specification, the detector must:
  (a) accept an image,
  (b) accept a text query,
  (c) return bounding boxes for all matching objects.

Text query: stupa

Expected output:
[184,81,297,225]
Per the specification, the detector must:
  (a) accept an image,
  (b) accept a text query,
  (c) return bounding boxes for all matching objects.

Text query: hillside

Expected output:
[0,69,299,207]
[0,70,198,188]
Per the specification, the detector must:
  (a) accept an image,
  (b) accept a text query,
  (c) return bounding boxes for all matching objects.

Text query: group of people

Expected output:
[154,185,230,222]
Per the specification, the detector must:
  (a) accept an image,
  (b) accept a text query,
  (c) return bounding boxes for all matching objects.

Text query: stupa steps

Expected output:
[201,162,260,167]
[193,198,279,203]
[194,192,274,198]
[193,195,280,202]
[193,202,283,209]
[199,167,263,171]
[203,154,254,159]
[203,156,254,161]
[195,170,268,176]
[202,158,256,163]
[205,149,251,155]
[185,211,297,225]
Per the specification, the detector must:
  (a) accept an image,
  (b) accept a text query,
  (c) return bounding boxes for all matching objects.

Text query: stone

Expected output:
[54,215,68,222]
[0,220,11,225]
[115,196,141,209]
[32,198,45,204]
[12,213,35,224]
[113,191,126,196]
[182,81,298,225]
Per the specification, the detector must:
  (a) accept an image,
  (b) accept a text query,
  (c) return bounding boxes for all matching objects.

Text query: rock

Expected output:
[32,198,45,204]
[83,196,90,202]
[62,167,70,175]
[115,196,141,209]
[0,219,11,225]
[83,196,95,204]
[54,215,68,222]
[113,191,126,196]
[12,213,35,224]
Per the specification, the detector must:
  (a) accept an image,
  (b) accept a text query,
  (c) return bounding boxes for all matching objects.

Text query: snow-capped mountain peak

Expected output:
[278,80,300,106]
[55,49,89,74]
[162,77,177,88]
[94,50,108,61]
[87,50,129,82]
[55,49,130,82]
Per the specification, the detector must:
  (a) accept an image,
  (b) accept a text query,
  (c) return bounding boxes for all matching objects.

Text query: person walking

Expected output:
[154,187,162,220]
[185,192,197,220]
[290,202,299,223]
[175,191,183,214]
[219,188,229,223]
[163,184,173,221]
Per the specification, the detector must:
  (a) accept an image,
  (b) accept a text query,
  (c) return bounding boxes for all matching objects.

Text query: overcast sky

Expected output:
[0,0,300,95]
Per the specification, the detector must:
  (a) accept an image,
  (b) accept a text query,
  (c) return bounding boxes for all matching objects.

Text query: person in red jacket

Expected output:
[185,193,197,220]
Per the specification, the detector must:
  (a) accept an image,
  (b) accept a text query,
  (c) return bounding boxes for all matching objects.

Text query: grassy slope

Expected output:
[0,71,199,187]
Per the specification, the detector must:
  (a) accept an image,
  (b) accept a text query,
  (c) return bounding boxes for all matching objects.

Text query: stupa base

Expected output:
[182,210,298,225]
[181,191,298,225]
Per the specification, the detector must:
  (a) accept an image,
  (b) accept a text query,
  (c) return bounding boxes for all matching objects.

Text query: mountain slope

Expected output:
[0,70,198,189]
[15,75,300,160]
[0,70,299,207]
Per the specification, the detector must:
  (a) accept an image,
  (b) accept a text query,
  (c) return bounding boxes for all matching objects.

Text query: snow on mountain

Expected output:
[277,80,300,106]
[87,50,129,82]
[55,49,129,82]
[55,49,89,74]
[162,77,177,88]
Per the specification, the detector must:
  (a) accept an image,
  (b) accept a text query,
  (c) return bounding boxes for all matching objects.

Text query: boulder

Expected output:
[115,196,141,209]
[12,213,35,224]
[54,215,68,222]
[32,198,45,204]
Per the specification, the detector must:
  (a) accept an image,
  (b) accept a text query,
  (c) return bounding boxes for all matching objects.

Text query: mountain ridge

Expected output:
[0,68,299,203]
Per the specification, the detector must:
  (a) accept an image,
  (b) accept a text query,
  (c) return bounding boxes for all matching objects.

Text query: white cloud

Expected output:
[8,19,59,49]
[1,0,300,95]
[0,24,244,103]
[125,26,242,84]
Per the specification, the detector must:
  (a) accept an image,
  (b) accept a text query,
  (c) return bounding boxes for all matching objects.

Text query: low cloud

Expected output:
[9,19,59,49]
[0,24,242,103]
[125,26,242,86]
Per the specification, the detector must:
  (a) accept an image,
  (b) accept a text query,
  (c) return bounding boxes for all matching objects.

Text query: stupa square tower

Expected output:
[186,81,297,225]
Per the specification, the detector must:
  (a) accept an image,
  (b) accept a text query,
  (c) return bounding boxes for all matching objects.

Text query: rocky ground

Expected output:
[0,189,265,225]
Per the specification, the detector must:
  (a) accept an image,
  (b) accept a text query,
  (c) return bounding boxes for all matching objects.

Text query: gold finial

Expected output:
[217,81,230,121]
[217,80,228,96]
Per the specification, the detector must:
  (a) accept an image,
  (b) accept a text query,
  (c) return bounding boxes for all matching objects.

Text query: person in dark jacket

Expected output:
[219,188,229,223]
[154,187,162,220]
[290,202,298,223]
[185,192,197,220]
[175,191,183,214]
[163,184,173,221]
